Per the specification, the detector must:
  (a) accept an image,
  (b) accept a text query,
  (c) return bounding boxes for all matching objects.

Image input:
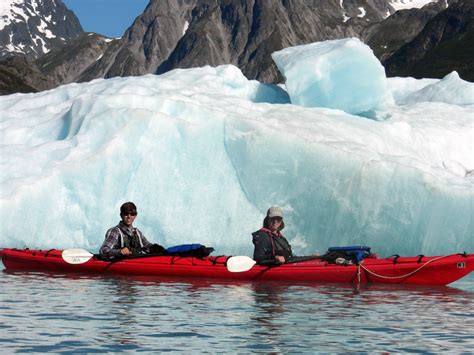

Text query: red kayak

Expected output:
[1,248,473,285]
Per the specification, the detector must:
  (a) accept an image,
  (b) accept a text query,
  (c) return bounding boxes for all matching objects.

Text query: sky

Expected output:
[63,0,150,38]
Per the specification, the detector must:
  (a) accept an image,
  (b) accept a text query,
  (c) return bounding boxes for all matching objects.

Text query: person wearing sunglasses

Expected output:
[100,201,157,259]
[252,206,293,265]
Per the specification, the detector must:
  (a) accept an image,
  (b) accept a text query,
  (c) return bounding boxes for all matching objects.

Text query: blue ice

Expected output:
[0,42,473,257]
[272,38,389,114]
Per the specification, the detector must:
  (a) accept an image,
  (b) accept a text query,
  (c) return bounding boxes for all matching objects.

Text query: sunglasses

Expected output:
[270,217,283,222]
[122,212,137,216]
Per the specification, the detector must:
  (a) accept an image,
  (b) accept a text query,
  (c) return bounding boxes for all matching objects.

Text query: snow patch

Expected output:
[389,0,436,11]
[0,0,25,30]
[37,19,56,39]
[31,34,49,54]
[182,20,189,36]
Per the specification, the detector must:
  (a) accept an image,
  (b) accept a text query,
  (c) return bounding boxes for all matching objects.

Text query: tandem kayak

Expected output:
[0,248,473,286]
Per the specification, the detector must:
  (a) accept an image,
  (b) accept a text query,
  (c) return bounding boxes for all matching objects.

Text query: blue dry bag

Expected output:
[327,246,371,263]
[165,244,214,258]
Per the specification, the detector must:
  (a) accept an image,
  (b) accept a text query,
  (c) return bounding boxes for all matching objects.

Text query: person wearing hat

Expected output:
[100,202,162,259]
[252,206,293,265]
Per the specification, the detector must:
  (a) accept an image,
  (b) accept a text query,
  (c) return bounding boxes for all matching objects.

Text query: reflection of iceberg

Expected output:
[0,40,473,256]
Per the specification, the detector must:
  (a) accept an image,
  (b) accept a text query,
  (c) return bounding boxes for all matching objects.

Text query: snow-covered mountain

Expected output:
[0,0,83,59]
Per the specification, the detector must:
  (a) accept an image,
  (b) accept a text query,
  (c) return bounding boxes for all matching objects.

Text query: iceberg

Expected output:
[0,41,473,257]
[272,38,389,115]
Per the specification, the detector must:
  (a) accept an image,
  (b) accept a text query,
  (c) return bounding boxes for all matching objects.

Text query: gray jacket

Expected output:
[100,221,152,258]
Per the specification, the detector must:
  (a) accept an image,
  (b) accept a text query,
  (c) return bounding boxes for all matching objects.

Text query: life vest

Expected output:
[258,228,292,260]
[116,227,145,255]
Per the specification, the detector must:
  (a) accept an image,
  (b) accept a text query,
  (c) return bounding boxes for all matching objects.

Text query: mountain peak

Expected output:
[0,0,83,59]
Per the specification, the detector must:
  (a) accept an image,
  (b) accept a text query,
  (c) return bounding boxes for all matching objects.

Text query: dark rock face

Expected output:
[0,0,83,59]
[365,2,447,62]
[85,0,392,83]
[37,33,113,86]
[384,0,474,81]
[0,33,114,95]
[0,56,47,94]
[78,0,197,82]
[1,0,472,95]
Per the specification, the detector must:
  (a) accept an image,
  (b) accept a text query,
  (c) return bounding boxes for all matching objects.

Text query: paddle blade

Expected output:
[227,256,256,272]
[62,249,94,264]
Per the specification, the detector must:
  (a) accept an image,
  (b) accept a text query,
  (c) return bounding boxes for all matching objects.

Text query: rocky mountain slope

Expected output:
[364,1,447,61]
[37,33,115,86]
[1,0,471,95]
[384,0,474,81]
[79,0,394,84]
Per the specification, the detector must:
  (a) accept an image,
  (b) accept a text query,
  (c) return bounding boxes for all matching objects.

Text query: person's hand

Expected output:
[120,247,131,256]
[275,255,285,263]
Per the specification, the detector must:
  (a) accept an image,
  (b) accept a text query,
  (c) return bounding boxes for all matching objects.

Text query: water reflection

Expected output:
[252,284,286,321]
[1,269,473,352]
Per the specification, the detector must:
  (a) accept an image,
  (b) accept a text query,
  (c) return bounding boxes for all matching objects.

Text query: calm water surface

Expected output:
[1,266,473,353]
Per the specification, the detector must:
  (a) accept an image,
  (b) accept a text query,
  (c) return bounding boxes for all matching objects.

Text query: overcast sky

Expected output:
[63,0,149,38]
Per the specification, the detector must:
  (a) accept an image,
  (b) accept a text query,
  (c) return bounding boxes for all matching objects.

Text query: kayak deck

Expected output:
[1,248,473,285]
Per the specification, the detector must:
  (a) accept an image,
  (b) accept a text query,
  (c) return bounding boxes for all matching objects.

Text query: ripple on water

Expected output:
[1,269,473,352]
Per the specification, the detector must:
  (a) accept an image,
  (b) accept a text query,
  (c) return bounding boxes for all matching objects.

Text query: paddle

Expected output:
[63,249,258,271]
[226,256,256,272]
[61,248,159,264]
[62,248,94,264]
[285,255,321,264]
[226,255,322,272]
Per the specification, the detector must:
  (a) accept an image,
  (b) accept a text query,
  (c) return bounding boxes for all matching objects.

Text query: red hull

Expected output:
[1,248,473,285]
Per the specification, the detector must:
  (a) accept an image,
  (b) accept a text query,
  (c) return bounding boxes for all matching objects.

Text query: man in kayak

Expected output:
[252,206,294,265]
[100,202,163,259]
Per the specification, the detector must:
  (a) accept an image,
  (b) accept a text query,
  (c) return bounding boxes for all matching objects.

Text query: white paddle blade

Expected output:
[227,256,256,272]
[62,249,94,264]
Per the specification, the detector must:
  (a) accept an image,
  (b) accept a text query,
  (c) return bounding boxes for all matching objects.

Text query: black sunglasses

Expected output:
[122,212,137,216]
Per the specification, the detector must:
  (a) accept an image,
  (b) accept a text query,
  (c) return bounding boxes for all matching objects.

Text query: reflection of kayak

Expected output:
[1,248,473,286]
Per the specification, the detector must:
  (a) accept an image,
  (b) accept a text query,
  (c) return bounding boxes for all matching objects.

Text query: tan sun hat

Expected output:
[267,206,283,218]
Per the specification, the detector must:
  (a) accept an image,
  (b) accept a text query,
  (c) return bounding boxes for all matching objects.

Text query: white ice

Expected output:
[272,38,389,115]
[0,40,473,258]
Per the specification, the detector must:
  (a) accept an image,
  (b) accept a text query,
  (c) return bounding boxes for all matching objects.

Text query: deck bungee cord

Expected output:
[355,254,465,284]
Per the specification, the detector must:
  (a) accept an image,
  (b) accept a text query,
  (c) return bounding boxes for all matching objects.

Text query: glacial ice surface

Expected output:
[0,42,473,257]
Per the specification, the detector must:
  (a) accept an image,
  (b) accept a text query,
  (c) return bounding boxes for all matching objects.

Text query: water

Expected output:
[1,266,473,353]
